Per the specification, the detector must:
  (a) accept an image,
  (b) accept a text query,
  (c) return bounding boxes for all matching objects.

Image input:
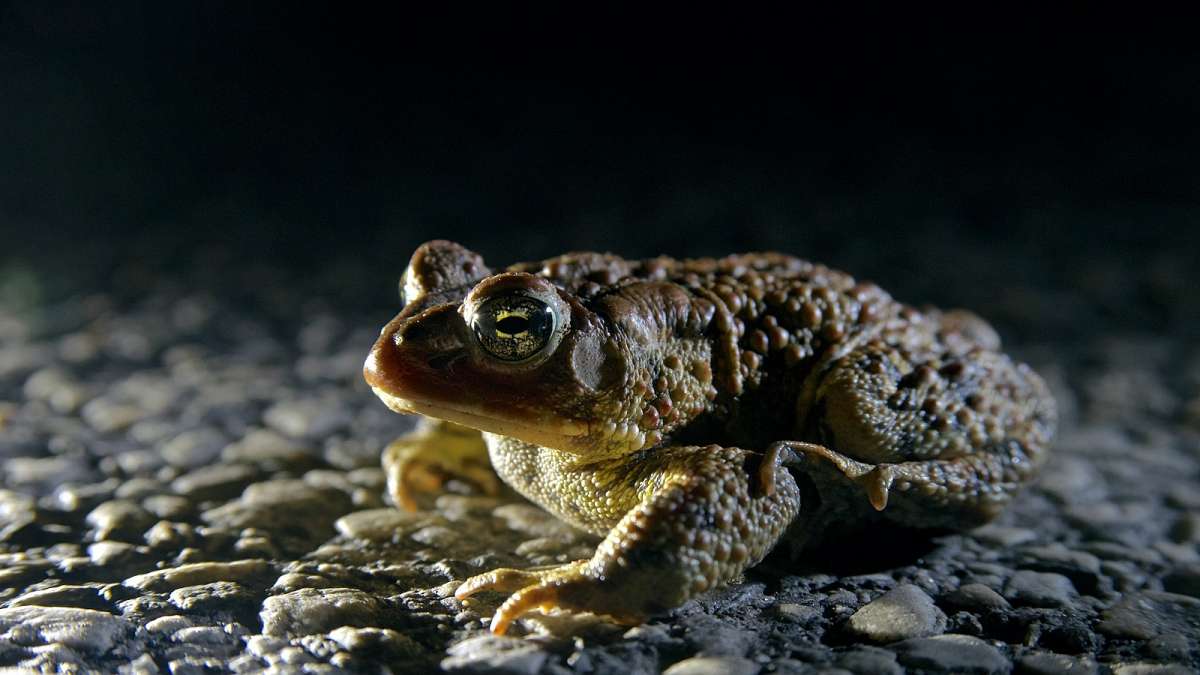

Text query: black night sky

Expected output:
[2,4,1198,334]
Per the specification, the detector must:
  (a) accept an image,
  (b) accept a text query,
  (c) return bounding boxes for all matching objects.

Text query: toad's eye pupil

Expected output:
[472,295,556,362]
[495,315,528,335]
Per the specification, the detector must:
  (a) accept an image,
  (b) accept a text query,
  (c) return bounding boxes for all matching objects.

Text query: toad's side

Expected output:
[362,240,1057,634]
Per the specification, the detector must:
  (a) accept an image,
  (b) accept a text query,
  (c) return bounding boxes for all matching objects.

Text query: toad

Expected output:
[363,241,1056,634]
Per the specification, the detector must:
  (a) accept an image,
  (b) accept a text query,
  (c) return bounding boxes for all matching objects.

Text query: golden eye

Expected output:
[472,295,556,361]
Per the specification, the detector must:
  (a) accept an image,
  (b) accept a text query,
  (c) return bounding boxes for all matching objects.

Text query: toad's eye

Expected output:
[471,295,557,362]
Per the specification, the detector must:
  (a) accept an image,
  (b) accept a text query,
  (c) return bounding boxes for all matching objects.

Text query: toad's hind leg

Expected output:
[790,333,1056,532]
[456,445,802,634]
[382,418,500,511]
[773,439,1043,542]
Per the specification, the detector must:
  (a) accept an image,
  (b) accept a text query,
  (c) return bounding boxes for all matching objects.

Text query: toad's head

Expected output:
[363,241,717,456]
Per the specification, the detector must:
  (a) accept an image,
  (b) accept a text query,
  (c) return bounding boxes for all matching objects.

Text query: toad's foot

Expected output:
[459,445,803,635]
[455,561,631,634]
[383,418,499,511]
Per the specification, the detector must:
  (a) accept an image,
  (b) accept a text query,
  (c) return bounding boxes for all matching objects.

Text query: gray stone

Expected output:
[410,524,461,548]
[144,615,196,634]
[259,587,389,638]
[835,647,903,675]
[5,455,97,489]
[334,507,428,541]
[1153,541,1200,565]
[972,525,1038,548]
[263,398,351,438]
[1003,570,1076,608]
[681,614,757,657]
[221,428,316,467]
[161,428,229,469]
[1111,665,1196,675]
[120,653,161,675]
[80,397,148,433]
[891,634,1010,674]
[114,477,166,500]
[87,540,137,565]
[1096,591,1200,641]
[1162,563,1200,598]
[171,626,230,644]
[0,489,37,541]
[53,478,122,512]
[1169,511,1200,543]
[8,584,109,610]
[327,626,422,659]
[166,655,230,674]
[493,503,579,540]
[171,463,260,501]
[944,583,1011,612]
[114,449,168,477]
[1017,544,1102,591]
[0,343,53,379]
[15,643,88,672]
[143,520,197,549]
[168,581,255,612]
[1081,542,1165,566]
[663,656,761,675]
[0,606,131,653]
[245,634,288,659]
[24,367,88,412]
[85,499,155,541]
[777,603,821,623]
[1015,652,1098,675]
[270,572,335,593]
[124,559,270,592]
[441,634,549,674]
[200,479,353,537]
[142,494,192,520]
[845,584,947,643]
[436,494,506,522]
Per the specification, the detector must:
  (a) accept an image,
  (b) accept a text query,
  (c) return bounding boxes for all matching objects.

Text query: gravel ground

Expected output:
[1,235,1198,674]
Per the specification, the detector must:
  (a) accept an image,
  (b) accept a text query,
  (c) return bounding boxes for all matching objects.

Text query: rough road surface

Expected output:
[1,238,1198,674]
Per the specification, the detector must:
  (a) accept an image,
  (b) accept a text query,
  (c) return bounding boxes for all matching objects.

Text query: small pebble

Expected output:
[145,615,195,634]
[1015,652,1099,675]
[776,603,821,623]
[85,500,155,542]
[944,583,1011,612]
[663,656,760,675]
[0,606,131,653]
[891,634,1009,675]
[259,587,388,638]
[169,581,254,612]
[845,584,947,643]
[1003,570,1076,608]
[87,540,136,566]
[123,559,269,592]
[334,508,426,541]
[160,428,229,469]
[172,626,229,644]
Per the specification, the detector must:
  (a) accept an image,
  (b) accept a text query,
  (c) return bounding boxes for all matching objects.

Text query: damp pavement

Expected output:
[1,239,1198,674]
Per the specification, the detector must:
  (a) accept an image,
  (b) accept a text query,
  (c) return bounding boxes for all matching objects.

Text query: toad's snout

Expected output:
[363,305,470,397]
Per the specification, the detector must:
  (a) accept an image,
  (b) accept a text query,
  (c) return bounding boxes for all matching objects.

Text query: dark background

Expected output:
[2,3,1197,336]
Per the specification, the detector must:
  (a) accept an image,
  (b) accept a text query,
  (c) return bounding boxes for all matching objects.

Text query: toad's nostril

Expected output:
[427,349,466,371]
[397,319,431,344]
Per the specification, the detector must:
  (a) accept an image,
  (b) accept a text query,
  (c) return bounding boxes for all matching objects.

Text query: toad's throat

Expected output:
[368,385,587,451]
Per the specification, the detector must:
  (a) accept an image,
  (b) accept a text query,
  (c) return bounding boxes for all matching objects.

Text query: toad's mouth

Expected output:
[368,384,589,452]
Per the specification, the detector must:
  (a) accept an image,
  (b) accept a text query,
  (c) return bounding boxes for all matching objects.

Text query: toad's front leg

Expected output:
[456,445,802,634]
[382,418,500,511]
